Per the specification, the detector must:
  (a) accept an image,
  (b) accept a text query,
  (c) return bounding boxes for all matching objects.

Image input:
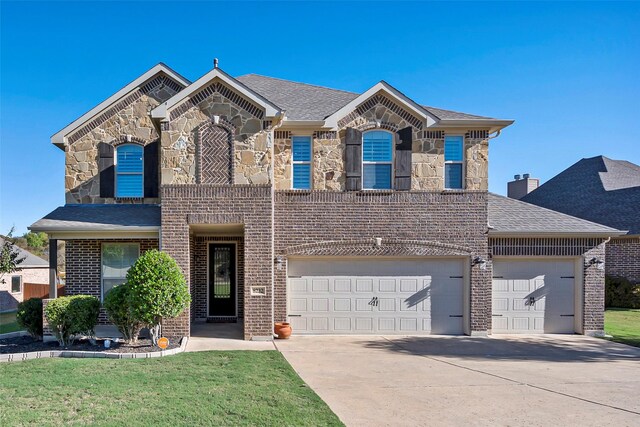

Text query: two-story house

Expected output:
[30,63,624,340]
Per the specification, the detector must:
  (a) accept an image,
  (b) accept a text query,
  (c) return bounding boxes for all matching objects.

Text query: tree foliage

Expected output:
[44,295,100,346]
[0,227,25,284]
[16,298,43,339]
[103,284,144,343]
[25,231,48,250]
[126,250,190,344]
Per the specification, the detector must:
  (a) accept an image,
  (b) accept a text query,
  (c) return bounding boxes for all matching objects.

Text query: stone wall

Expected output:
[161,185,273,339]
[273,191,491,333]
[65,75,182,203]
[65,239,158,324]
[161,83,271,186]
[606,237,640,284]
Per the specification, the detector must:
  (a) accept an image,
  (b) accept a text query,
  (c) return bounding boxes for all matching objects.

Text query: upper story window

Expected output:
[116,144,144,198]
[444,136,464,189]
[363,130,393,189]
[292,136,312,189]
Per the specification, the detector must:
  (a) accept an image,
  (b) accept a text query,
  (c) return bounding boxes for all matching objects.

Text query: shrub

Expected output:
[127,250,190,344]
[16,298,43,339]
[103,284,143,343]
[605,276,640,309]
[44,295,100,346]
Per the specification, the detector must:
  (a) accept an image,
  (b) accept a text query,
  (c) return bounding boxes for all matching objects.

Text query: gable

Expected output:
[337,91,426,130]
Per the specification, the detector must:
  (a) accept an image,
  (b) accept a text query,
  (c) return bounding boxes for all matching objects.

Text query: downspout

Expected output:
[488,129,501,140]
[268,112,286,339]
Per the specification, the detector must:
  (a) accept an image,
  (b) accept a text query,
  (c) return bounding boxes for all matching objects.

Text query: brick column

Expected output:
[583,244,606,336]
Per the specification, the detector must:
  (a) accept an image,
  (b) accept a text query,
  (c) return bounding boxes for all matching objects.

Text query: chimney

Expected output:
[507,173,539,199]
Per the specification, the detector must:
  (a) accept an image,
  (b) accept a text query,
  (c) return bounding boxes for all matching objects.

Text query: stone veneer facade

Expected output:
[606,237,640,284]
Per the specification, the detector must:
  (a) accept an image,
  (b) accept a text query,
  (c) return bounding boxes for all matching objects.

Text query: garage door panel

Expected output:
[492,260,576,334]
[288,259,464,335]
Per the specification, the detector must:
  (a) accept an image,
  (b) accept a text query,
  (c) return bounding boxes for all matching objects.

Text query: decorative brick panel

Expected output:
[161,184,273,339]
[274,190,490,333]
[169,82,264,121]
[65,239,158,324]
[606,237,640,284]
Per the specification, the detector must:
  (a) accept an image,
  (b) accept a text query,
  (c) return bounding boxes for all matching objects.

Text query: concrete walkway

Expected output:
[277,335,640,427]
[186,323,275,351]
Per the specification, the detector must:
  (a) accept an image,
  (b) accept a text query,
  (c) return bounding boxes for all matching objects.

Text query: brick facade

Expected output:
[161,184,272,339]
[65,239,158,323]
[606,237,640,284]
[273,190,491,333]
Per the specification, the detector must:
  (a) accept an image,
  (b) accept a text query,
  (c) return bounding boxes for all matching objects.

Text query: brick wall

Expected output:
[606,237,640,284]
[489,237,607,334]
[161,184,273,339]
[273,190,491,333]
[65,239,158,324]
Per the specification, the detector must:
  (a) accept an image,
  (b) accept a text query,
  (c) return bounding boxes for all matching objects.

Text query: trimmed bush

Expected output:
[44,295,100,346]
[605,276,640,309]
[127,250,190,344]
[16,298,43,339]
[103,284,143,343]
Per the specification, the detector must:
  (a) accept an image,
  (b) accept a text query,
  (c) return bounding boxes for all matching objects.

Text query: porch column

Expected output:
[49,239,57,299]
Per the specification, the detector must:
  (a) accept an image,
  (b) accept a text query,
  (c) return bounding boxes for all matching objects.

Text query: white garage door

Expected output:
[287,258,465,335]
[492,260,576,334]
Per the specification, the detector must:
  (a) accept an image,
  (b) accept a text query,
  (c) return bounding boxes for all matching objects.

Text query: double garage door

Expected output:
[287,258,465,335]
[492,259,576,334]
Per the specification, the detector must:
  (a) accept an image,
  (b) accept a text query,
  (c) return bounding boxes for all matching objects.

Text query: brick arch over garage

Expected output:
[283,238,473,258]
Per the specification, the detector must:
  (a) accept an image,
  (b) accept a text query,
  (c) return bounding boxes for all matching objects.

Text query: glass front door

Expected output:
[208,244,236,317]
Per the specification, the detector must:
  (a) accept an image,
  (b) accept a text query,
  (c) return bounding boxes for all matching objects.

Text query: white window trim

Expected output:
[291,135,313,190]
[444,135,465,190]
[115,143,144,198]
[362,130,394,190]
[11,275,22,293]
[100,242,140,301]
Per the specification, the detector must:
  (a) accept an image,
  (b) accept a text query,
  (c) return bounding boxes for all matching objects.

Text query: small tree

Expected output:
[103,284,143,344]
[0,228,25,285]
[127,250,190,345]
[17,298,43,339]
[45,295,100,346]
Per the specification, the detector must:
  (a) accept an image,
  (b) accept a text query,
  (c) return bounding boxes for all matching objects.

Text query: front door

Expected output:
[208,244,236,317]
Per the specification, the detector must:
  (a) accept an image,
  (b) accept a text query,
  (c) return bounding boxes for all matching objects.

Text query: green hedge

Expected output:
[605,276,640,309]
[103,284,143,343]
[16,298,43,339]
[44,295,100,346]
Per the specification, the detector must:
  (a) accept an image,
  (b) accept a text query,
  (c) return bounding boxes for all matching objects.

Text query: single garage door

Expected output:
[492,259,576,334]
[287,258,465,335]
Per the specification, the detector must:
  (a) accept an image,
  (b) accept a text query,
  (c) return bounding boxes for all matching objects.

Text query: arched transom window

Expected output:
[362,130,393,189]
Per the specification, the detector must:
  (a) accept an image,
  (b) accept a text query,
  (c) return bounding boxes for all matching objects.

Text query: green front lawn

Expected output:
[605,308,640,348]
[0,311,21,334]
[0,351,343,426]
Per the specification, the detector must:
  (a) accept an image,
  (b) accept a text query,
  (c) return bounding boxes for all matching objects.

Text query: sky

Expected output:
[1,1,639,235]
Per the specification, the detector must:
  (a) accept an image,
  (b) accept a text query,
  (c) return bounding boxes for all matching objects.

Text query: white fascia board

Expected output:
[488,230,627,238]
[280,120,327,128]
[151,67,281,120]
[51,63,191,148]
[430,119,515,133]
[324,81,436,129]
[43,229,160,240]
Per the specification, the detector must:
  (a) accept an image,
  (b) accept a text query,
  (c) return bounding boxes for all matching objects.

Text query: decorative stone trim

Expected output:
[68,75,184,144]
[274,130,290,139]
[284,238,473,257]
[353,121,400,133]
[112,135,148,147]
[263,120,272,130]
[423,130,444,139]
[169,82,264,121]
[466,130,489,139]
[0,337,189,363]
[313,131,337,139]
[490,237,606,256]
[337,93,424,130]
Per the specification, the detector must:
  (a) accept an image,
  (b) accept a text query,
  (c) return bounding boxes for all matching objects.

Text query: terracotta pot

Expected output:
[274,322,292,339]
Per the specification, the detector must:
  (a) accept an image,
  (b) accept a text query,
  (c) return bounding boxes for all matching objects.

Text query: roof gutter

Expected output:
[488,230,627,238]
[431,119,514,133]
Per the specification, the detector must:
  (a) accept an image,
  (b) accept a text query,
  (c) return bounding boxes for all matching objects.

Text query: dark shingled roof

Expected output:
[30,205,160,232]
[236,74,496,121]
[521,156,640,235]
[0,237,48,268]
[488,193,622,235]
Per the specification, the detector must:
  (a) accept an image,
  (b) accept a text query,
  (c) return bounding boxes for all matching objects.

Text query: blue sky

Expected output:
[1,1,639,235]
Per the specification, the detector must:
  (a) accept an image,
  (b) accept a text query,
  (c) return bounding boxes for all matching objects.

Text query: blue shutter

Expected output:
[445,164,463,189]
[445,136,463,161]
[292,136,311,161]
[292,164,311,189]
[363,164,392,189]
[116,145,143,197]
[363,131,393,162]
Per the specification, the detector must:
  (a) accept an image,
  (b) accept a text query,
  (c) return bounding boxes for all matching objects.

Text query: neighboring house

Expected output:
[0,238,49,312]
[519,156,640,285]
[30,63,624,339]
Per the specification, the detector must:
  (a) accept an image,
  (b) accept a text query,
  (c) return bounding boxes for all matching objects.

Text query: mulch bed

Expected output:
[0,336,182,355]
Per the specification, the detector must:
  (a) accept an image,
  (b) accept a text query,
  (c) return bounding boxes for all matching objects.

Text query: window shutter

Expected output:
[98,142,115,198]
[395,126,412,190]
[345,127,362,191]
[144,140,159,197]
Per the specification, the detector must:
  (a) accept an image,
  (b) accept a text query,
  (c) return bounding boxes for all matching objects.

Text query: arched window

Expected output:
[362,130,393,189]
[116,144,144,197]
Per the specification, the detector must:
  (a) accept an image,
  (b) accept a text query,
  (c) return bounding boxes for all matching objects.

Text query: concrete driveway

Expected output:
[276,335,640,426]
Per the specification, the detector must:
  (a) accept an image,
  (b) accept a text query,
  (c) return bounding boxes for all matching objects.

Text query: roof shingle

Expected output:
[30,205,161,232]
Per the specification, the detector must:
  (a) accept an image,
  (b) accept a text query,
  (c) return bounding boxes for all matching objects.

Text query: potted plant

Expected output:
[274,321,292,339]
